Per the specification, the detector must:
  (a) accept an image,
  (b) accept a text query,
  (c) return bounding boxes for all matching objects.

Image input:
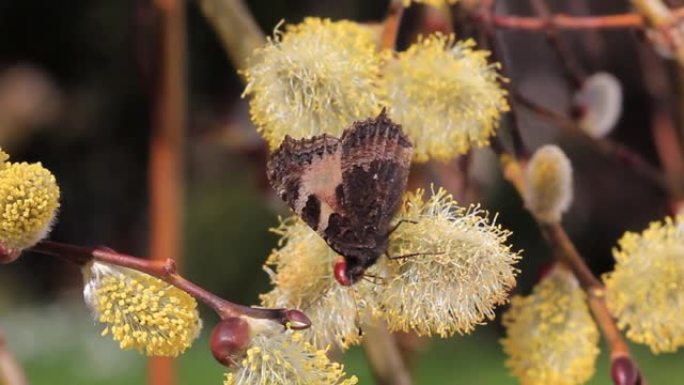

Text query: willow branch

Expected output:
[481,7,684,30]
[513,92,669,192]
[150,0,187,380]
[0,328,27,385]
[196,0,265,70]
[478,2,642,380]
[495,152,642,381]
[633,0,684,66]
[652,110,684,204]
[362,323,413,385]
[381,0,406,50]
[28,240,310,328]
[528,0,585,87]
[477,0,528,159]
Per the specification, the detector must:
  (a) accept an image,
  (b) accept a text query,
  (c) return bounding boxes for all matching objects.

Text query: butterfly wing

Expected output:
[267,134,343,233]
[323,111,413,256]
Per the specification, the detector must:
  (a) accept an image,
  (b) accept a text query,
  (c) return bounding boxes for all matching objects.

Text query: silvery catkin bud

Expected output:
[525,145,574,224]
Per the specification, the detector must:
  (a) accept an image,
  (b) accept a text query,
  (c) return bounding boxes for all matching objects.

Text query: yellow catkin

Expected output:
[224,324,358,385]
[260,217,373,350]
[242,18,385,149]
[502,266,600,385]
[383,33,509,162]
[83,262,202,357]
[0,149,60,250]
[378,187,520,337]
[603,216,684,353]
[525,145,574,224]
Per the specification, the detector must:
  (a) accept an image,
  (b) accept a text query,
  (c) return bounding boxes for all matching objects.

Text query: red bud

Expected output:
[0,245,20,264]
[210,317,251,367]
[612,356,639,385]
[283,309,311,330]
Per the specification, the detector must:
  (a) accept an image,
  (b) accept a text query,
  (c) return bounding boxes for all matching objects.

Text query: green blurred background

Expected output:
[0,0,682,383]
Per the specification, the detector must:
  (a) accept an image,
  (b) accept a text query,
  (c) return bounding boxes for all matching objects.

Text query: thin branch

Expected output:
[480,7,684,30]
[494,153,644,383]
[652,108,684,205]
[477,2,643,381]
[381,0,406,50]
[477,0,529,159]
[633,0,684,66]
[362,323,413,385]
[150,0,186,381]
[528,0,585,87]
[513,92,670,192]
[196,0,266,70]
[0,328,28,385]
[28,240,310,328]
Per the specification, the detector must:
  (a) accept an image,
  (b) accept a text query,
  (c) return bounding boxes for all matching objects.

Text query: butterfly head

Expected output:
[333,259,365,286]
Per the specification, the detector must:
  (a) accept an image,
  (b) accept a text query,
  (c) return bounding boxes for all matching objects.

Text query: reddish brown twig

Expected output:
[528,0,586,87]
[481,7,684,30]
[476,2,643,382]
[149,0,187,382]
[513,91,669,192]
[381,0,406,50]
[477,0,528,160]
[494,152,643,384]
[635,28,684,210]
[28,240,310,327]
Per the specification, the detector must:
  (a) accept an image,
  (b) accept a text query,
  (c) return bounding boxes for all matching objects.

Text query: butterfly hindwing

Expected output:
[324,112,412,255]
[266,134,342,232]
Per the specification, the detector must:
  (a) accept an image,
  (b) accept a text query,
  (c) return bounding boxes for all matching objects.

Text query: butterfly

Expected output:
[267,110,413,286]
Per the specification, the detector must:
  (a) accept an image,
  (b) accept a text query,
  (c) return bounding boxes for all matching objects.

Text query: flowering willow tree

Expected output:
[3,0,684,384]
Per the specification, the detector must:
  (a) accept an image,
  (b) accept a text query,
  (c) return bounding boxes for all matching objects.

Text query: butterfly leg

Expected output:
[361,273,387,285]
[386,219,418,236]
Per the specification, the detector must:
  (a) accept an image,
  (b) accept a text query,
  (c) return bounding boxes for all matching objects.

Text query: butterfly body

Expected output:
[267,111,413,285]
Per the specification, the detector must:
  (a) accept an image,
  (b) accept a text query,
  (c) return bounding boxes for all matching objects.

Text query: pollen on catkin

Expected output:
[603,216,684,353]
[0,149,60,251]
[525,145,573,224]
[260,217,373,350]
[501,266,600,385]
[82,261,202,357]
[377,187,520,337]
[242,18,385,149]
[383,33,509,162]
[224,321,358,385]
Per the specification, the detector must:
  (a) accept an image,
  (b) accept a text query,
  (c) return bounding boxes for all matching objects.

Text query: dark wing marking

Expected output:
[267,134,342,232]
[326,111,413,251]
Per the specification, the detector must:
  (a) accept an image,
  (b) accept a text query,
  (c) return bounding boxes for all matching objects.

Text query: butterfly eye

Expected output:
[333,260,352,286]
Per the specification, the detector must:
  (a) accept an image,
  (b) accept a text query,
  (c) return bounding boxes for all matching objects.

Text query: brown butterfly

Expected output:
[267,110,413,285]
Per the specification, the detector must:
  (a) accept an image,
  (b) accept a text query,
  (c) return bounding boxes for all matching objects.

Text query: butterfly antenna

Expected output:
[386,250,444,261]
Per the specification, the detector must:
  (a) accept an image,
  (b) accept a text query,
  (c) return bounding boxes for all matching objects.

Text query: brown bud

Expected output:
[612,356,639,385]
[210,317,251,367]
[0,245,21,264]
[283,309,311,330]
